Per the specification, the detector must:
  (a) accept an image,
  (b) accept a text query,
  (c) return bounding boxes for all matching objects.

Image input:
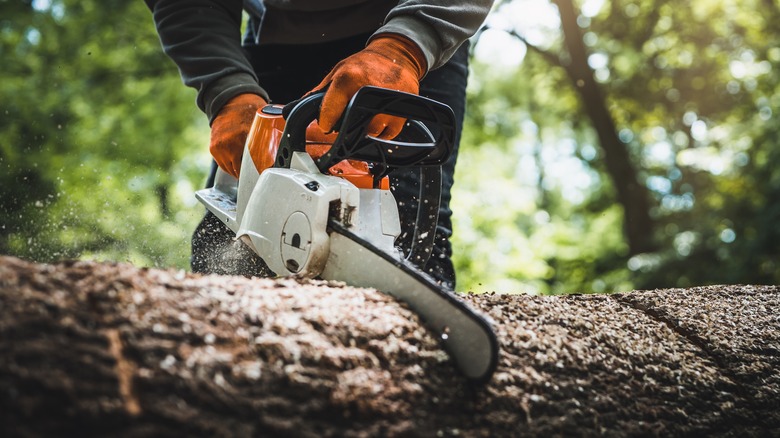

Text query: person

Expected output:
[144,0,493,290]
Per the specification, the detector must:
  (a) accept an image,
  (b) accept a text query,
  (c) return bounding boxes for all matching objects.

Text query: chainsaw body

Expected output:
[196,87,498,382]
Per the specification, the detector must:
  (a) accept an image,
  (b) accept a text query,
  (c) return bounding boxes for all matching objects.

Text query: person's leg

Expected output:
[392,42,470,290]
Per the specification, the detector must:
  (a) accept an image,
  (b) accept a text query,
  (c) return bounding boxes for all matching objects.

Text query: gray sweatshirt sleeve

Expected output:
[145,0,269,122]
[145,0,493,120]
[377,1,494,71]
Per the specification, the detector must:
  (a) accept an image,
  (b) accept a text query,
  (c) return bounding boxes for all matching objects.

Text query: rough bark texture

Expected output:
[1,255,778,437]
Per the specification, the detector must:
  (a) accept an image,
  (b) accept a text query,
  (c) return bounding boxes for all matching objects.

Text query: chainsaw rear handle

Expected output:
[276,86,456,175]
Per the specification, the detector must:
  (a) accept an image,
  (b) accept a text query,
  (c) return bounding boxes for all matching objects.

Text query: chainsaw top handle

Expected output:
[275,86,456,178]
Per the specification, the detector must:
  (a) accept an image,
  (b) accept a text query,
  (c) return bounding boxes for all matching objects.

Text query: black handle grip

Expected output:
[275,86,456,174]
[275,92,325,168]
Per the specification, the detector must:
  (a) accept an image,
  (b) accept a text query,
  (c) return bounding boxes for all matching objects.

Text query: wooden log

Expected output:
[0,256,777,436]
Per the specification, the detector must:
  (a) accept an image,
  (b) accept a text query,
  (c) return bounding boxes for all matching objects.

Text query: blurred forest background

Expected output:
[2,0,778,294]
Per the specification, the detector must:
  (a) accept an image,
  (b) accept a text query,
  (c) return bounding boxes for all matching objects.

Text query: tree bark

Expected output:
[1,256,777,437]
[552,0,656,255]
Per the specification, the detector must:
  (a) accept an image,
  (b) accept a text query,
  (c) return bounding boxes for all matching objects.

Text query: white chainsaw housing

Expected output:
[196,149,402,278]
[194,88,500,383]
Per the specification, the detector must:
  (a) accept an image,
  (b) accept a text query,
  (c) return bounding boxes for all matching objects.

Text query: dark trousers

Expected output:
[192,33,469,289]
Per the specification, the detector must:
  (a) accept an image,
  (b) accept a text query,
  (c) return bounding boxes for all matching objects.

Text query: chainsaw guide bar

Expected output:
[196,87,499,382]
[325,219,499,382]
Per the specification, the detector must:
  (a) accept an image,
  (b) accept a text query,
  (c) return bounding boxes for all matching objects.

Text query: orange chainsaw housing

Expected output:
[245,104,390,190]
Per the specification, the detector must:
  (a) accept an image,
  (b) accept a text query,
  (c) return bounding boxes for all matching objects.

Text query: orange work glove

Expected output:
[210,93,267,178]
[305,120,338,147]
[308,33,427,139]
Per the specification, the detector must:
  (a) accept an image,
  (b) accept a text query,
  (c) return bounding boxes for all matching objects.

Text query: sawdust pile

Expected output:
[1,256,778,436]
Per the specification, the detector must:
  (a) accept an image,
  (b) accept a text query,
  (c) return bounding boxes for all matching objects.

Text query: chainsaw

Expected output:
[195,86,498,382]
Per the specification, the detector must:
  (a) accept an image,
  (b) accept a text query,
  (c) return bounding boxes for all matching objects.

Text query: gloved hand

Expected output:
[305,120,337,147]
[308,33,427,139]
[210,93,267,178]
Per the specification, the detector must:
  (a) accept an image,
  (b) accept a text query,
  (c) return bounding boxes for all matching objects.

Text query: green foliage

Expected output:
[453,0,780,293]
[454,33,633,294]
[2,0,777,293]
[0,0,210,268]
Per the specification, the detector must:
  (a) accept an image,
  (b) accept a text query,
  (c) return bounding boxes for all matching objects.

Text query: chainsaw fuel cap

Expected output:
[260,104,284,115]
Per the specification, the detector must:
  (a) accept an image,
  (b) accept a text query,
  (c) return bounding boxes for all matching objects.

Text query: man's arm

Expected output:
[145,0,494,119]
[144,0,268,122]
[303,0,493,137]
[378,0,494,72]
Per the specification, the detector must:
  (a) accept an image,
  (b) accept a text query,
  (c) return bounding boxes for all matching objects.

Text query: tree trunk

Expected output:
[553,0,656,255]
[1,256,777,436]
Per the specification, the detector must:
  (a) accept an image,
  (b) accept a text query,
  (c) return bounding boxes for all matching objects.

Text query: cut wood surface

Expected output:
[1,255,777,437]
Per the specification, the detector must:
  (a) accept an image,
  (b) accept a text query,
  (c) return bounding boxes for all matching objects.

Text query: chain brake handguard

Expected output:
[275,86,455,176]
